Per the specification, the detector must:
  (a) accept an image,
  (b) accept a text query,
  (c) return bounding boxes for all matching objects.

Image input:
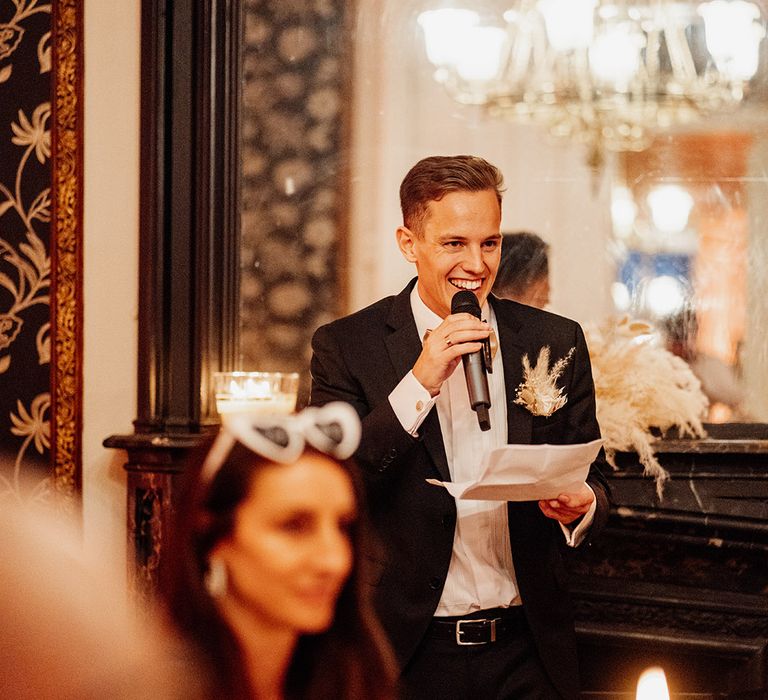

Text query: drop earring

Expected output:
[205,556,228,598]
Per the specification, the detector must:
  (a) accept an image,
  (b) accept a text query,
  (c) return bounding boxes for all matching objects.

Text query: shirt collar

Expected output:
[410,282,495,342]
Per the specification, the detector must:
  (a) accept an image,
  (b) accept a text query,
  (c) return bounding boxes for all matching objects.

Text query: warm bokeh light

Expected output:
[636,666,670,700]
[699,0,765,81]
[417,9,479,68]
[611,186,638,238]
[454,26,507,82]
[643,274,687,318]
[589,21,644,90]
[647,185,694,235]
[538,0,597,51]
[611,281,631,311]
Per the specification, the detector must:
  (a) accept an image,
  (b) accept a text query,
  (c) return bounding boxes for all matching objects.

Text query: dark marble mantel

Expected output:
[104,431,211,600]
[646,437,768,453]
[569,424,768,699]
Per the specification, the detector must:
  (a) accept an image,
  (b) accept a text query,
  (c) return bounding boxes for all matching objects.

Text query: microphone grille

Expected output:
[451,290,481,317]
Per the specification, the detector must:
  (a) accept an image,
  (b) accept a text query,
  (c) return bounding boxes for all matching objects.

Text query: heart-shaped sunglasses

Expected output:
[201,402,362,483]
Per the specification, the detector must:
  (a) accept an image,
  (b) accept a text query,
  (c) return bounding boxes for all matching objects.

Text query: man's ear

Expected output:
[396,226,418,263]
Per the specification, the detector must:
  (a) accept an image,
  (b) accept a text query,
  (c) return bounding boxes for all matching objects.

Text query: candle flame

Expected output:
[636,666,670,700]
[228,378,271,400]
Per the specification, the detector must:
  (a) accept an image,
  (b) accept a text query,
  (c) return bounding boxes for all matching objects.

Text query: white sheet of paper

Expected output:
[426,438,603,501]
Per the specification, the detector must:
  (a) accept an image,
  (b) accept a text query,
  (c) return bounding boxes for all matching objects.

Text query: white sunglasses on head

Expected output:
[201,402,362,483]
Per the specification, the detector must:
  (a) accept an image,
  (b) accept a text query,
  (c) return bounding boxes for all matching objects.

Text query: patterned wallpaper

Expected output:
[239,0,350,403]
[0,1,52,503]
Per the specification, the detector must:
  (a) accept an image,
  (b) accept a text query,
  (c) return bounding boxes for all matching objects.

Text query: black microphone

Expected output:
[451,290,491,431]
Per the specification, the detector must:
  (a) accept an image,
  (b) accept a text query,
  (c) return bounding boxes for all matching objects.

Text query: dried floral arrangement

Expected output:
[514,346,575,417]
[584,316,709,497]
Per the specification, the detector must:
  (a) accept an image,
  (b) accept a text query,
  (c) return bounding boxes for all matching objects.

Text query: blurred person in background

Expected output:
[160,402,397,700]
[663,308,747,422]
[492,231,551,309]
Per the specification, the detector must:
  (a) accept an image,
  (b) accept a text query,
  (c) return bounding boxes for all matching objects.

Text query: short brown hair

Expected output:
[399,155,505,235]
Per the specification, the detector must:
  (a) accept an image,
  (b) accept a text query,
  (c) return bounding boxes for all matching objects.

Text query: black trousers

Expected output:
[401,607,563,700]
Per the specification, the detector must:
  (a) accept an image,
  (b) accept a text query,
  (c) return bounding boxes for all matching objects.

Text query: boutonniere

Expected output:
[514,346,575,417]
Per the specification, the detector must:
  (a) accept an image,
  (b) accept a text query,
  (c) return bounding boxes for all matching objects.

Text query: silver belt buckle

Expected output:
[455,617,495,646]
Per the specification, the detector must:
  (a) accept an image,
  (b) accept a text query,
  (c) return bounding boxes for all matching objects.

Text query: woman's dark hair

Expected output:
[400,154,505,235]
[492,231,550,299]
[160,436,398,699]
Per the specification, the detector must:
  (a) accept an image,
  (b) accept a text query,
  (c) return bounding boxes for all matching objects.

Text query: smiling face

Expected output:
[397,189,502,318]
[212,452,357,637]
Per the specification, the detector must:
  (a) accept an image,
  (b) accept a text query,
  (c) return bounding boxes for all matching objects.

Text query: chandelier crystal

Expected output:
[418,1,767,160]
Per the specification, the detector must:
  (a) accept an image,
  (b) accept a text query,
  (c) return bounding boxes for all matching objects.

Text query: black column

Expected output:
[134,0,240,435]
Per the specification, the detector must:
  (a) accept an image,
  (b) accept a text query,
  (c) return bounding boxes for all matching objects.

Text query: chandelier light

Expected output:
[646,184,695,234]
[418,1,767,163]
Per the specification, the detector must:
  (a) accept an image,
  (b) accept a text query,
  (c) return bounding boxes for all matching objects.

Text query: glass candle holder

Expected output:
[213,371,299,417]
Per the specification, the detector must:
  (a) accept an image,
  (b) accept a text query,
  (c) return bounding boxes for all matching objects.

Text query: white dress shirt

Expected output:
[388,283,595,615]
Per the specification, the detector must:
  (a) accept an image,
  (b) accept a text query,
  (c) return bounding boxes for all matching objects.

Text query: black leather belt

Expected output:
[428,607,525,645]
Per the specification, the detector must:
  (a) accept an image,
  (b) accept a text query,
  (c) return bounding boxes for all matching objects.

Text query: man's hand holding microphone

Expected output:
[413,290,493,430]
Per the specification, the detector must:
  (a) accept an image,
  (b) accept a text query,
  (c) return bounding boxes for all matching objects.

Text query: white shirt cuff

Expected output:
[389,371,437,437]
[560,484,597,547]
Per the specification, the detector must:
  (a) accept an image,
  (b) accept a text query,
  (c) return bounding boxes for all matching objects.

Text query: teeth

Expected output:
[451,279,481,290]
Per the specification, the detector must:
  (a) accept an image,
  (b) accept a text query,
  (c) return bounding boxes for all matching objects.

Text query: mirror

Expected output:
[237,1,768,423]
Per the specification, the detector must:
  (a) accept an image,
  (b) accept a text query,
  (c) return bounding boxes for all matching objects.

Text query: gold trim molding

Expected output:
[51,0,83,504]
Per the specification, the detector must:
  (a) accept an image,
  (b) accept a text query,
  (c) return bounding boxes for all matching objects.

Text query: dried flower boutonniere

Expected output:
[514,346,575,417]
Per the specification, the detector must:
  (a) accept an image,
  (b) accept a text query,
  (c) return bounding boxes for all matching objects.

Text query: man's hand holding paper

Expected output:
[538,482,596,525]
[426,438,603,507]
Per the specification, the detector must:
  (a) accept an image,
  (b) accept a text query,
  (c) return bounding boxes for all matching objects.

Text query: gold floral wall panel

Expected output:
[239,1,351,401]
[0,0,53,503]
[0,0,78,507]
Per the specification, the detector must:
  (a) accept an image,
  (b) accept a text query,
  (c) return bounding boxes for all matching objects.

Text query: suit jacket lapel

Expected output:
[384,279,451,481]
[492,296,533,445]
[383,281,421,381]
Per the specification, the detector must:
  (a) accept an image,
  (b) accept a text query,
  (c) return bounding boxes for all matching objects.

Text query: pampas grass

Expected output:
[584,316,709,498]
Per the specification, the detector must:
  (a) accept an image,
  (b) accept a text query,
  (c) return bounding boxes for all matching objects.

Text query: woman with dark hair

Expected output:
[160,403,398,699]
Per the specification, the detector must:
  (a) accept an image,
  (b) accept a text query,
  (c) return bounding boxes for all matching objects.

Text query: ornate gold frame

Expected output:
[50,0,83,504]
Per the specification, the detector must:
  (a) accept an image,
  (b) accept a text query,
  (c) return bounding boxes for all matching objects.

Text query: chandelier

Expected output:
[418,1,767,163]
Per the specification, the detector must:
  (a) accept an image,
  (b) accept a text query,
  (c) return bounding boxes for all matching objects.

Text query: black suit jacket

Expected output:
[310,279,610,700]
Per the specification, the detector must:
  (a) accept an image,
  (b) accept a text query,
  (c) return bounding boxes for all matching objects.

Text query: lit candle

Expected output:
[636,666,670,700]
[214,372,298,417]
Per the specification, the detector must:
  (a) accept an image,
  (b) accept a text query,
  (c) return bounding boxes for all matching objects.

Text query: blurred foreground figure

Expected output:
[0,501,198,699]
[161,402,397,699]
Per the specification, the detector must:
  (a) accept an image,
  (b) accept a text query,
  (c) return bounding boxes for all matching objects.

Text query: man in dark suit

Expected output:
[310,155,610,699]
